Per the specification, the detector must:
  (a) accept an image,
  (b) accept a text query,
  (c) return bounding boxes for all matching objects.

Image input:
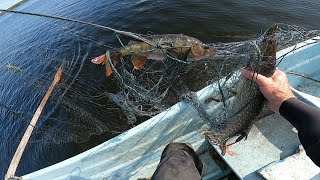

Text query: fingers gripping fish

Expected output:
[205,24,277,155]
[91,34,215,77]
[203,24,277,155]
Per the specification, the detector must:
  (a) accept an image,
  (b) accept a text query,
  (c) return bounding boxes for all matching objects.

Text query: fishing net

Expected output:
[1,9,320,176]
[100,23,320,126]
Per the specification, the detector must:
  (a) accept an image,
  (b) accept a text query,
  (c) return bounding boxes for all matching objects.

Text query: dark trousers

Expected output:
[151,143,204,180]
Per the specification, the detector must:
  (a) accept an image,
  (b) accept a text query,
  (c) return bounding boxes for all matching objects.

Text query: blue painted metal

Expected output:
[23,37,320,180]
[258,145,320,179]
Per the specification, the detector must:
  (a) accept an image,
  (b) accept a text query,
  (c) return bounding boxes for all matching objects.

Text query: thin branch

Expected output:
[286,71,320,84]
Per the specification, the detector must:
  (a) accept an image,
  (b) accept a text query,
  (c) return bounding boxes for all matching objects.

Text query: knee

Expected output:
[165,143,190,151]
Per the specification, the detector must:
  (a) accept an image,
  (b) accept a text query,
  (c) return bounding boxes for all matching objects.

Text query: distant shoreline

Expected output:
[0,0,30,16]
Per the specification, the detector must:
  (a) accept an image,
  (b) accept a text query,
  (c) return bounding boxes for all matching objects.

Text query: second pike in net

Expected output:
[91,34,215,77]
[202,24,277,155]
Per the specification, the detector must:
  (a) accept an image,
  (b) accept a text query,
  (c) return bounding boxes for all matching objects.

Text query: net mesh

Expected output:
[1,15,320,175]
[1,22,319,144]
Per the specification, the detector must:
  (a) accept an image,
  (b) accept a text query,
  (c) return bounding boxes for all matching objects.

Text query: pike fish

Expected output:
[91,34,214,77]
[204,24,277,155]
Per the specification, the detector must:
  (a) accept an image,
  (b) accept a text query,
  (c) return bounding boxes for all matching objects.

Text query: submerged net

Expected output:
[101,23,320,125]
[1,10,320,176]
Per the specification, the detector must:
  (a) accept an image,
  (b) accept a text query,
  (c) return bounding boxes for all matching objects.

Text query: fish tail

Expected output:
[131,55,148,70]
[204,129,250,156]
[91,53,107,64]
[203,131,225,145]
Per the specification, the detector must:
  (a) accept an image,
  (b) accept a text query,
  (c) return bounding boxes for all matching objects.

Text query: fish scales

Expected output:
[91,34,214,77]
[205,24,277,155]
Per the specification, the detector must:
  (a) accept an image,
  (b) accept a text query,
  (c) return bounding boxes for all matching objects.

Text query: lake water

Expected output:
[1,0,320,177]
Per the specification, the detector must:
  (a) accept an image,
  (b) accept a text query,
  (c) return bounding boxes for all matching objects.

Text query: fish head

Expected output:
[190,44,215,60]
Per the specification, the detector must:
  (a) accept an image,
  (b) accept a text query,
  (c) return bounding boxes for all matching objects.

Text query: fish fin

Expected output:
[225,145,238,156]
[220,139,240,156]
[204,130,246,156]
[224,131,249,147]
[91,53,106,64]
[203,131,225,143]
[166,49,179,59]
[220,143,238,156]
[105,54,119,77]
[131,55,148,70]
[90,53,115,77]
[105,60,118,77]
[235,132,248,143]
[166,47,190,61]
[191,44,205,56]
[105,60,112,77]
[180,47,191,61]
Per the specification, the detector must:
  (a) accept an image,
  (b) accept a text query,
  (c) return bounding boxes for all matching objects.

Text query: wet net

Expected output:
[1,9,320,176]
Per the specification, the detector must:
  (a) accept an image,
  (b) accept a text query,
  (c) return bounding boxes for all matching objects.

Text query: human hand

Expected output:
[241,68,296,113]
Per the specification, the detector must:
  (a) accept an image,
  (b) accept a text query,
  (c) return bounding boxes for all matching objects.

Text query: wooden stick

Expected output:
[5,63,64,180]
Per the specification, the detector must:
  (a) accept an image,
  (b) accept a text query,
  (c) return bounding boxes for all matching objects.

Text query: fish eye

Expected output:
[203,46,210,50]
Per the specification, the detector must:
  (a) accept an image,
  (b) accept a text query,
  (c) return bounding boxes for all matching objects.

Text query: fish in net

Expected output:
[88,23,320,155]
[1,9,320,175]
